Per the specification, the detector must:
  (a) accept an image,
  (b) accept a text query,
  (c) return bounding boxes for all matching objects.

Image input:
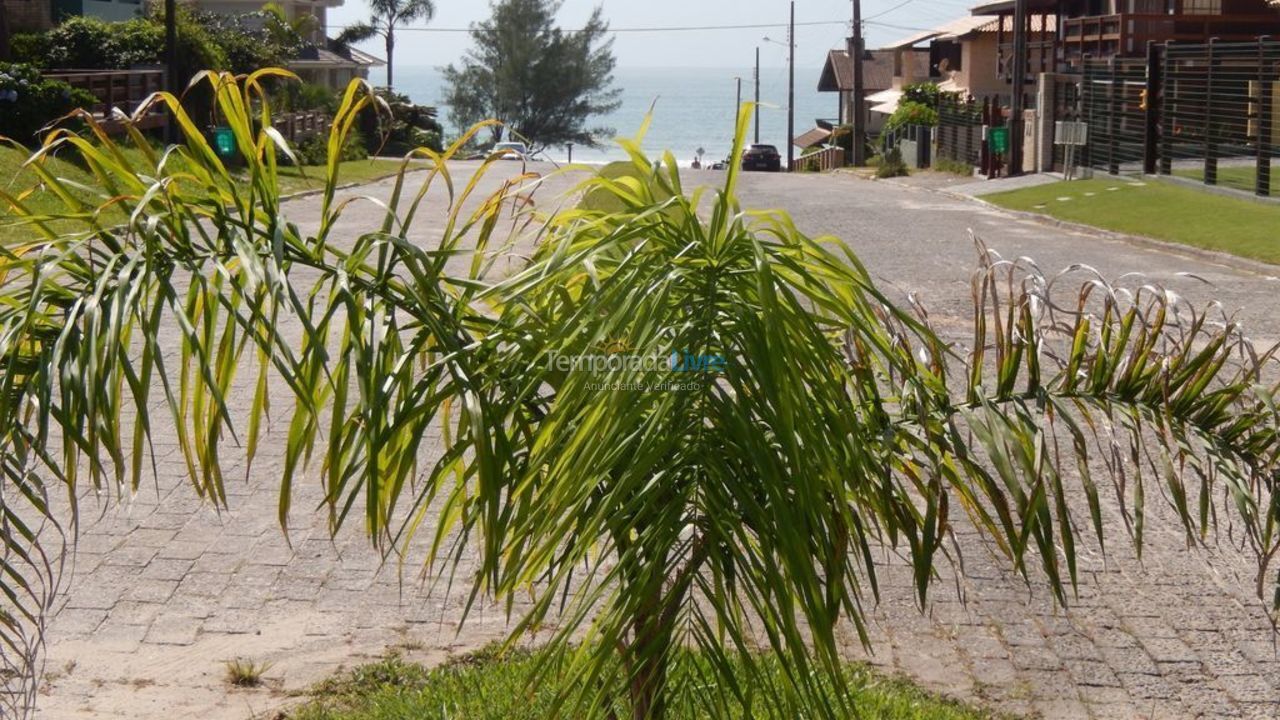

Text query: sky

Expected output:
[328,0,984,70]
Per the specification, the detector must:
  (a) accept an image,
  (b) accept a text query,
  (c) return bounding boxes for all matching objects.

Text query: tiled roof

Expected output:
[818,48,928,93]
[887,13,1057,48]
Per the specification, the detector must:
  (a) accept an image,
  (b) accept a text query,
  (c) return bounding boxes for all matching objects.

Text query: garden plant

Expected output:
[0,72,1278,720]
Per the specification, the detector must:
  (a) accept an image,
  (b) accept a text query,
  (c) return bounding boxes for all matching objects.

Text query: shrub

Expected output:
[0,63,97,143]
[885,101,939,133]
[8,33,51,67]
[875,147,908,178]
[192,8,307,76]
[933,157,975,177]
[362,88,443,156]
[8,9,298,80]
[283,83,338,114]
[19,17,162,70]
[901,81,942,108]
[291,128,367,166]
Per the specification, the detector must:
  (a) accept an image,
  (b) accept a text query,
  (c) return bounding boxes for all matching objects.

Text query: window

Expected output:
[1180,0,1222,14]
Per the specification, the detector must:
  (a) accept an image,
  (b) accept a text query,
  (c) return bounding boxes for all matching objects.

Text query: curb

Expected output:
[888,178,1280,280]
[278,166,431,203]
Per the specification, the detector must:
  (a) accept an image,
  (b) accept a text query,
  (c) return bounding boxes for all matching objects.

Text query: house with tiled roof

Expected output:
[816,47,930,136]
[885,14,1057,102]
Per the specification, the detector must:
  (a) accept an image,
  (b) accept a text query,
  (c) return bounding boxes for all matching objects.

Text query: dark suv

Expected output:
[741,144,782,172]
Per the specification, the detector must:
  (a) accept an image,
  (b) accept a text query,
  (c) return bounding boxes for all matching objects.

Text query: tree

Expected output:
[442,0,620,151]
[2,74,1280,720]
[335,0,434,90]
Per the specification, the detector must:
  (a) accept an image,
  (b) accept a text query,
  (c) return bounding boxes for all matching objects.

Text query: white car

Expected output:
[492,141,530,161]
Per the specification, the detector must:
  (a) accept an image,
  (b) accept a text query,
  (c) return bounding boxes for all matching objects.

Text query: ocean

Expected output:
[372,65,833,165]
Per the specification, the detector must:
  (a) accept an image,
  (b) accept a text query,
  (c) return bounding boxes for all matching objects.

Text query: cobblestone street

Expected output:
[37,165,1280,719]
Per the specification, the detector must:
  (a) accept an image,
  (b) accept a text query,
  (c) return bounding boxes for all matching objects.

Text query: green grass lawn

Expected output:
[274,158,413,195]
[983,177,1280,264]
[0,145,414,242]
[284,648,1006,720]
[1171,164,1270,193]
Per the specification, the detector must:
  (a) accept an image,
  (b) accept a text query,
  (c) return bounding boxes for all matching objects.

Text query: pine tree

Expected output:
[442,0,620,151]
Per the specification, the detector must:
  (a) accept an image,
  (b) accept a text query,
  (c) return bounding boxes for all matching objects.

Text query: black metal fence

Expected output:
[942,94,988,170]
[1159,39,1279,196]
[1053,38,1280,197]
[1081,57,1149,175]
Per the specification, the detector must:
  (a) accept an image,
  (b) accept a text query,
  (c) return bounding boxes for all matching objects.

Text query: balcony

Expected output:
[1061,13,1280,66]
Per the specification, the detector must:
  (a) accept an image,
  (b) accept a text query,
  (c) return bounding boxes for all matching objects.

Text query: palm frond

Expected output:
[1,76,1277,720]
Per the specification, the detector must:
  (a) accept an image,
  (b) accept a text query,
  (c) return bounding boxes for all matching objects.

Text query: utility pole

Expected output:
[754,47,761,144]
[787,1,796,171]
[851,0,867,166]
[1009,0,1029,175]
[735,76,743,139]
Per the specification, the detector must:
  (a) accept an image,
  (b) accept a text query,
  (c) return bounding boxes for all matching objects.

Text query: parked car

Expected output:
[741,144,782,172]
[492,141,530,161]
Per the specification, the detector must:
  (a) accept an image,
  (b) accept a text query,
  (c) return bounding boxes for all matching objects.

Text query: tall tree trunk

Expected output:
[384,29,394,89]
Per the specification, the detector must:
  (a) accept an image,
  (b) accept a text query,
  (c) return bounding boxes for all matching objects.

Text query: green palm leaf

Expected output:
[0,73,1277,719]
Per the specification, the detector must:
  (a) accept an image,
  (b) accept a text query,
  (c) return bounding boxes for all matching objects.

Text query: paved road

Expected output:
[37,164,1280,719]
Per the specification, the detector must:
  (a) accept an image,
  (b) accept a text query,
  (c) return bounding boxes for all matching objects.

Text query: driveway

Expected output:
[36,164,1280,719]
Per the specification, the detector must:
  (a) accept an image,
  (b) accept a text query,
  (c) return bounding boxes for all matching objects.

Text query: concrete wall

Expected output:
[960,34,1006,99]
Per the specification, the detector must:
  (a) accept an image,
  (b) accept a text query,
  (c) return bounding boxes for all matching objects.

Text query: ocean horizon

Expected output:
[371,65,834,164]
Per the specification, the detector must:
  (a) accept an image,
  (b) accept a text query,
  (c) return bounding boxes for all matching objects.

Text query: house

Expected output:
[886,14,1058,101]
[816,47,930,135]
[969,0,1280,73]
[3,0,55,33]
[52,0,142,22]
[187,0,383,88]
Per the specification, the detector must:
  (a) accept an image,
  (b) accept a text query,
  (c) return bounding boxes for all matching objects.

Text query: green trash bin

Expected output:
[212,126,236,160]
[988,126,1010,155]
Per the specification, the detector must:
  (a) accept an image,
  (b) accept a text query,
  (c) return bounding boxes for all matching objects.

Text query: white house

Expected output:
[189,0,383,89]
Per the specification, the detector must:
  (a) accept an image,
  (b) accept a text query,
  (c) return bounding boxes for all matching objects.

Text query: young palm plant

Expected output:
[1,72,1278,720]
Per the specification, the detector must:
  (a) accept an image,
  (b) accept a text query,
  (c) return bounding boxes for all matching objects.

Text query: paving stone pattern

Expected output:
[36,167,1280,719]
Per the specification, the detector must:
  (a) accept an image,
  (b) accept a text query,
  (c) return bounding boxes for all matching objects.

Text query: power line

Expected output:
[330,20,851,34]
[865,0,919,22]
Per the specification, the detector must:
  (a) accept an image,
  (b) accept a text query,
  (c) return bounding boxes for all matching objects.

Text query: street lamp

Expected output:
[762,4,796,171]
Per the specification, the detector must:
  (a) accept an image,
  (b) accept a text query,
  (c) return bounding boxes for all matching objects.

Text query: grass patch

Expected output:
[0,145,412,242]
[1172,165,1263,192]
[285,647,1005,720]
[933,157,976,177]
[274,158,411,196]
[224,658,272,688]
[983,176,1280,264]
[0,144,128,238]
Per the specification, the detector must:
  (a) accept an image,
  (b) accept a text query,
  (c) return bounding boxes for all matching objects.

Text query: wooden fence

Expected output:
[43,69,167,131]
[795,146,845,172]
[274,111,331,145]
